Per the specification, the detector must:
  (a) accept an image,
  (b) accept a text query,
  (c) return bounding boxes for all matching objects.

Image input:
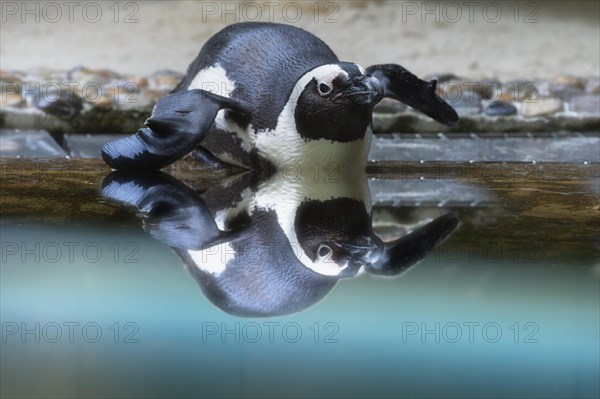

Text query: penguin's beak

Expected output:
[347,235,383,265]
[336,76,384,106]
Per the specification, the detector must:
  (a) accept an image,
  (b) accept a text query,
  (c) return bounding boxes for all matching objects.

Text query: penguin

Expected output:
[101,169,459,317]
[101,22,458,171]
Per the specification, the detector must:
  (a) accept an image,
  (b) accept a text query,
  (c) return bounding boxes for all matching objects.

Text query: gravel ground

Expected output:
[1,0,599,80]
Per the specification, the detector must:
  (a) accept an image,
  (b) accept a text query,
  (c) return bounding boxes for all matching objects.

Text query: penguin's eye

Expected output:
[318,83,333,96]
[317,244,333,258]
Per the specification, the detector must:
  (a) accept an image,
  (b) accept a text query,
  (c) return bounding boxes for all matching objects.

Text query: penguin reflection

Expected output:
[102,169,457,317]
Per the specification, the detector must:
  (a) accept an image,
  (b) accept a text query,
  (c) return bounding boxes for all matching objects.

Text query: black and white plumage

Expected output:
[101,22,458,171]
[100,23,460,316]
[102,170,458,317]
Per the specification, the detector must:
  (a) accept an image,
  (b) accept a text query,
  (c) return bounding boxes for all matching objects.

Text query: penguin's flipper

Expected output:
[101,170,243,249]
[191,146,231,170]
[366,64,459,127]
[365,213,458,276]
[102,89,250,170]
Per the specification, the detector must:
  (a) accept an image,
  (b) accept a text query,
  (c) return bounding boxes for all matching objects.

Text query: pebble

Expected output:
[113,92,155,110]
[149,69,184,90]
[0,74,23,89]
[126,76,149,90]
[29,86,84,120]
[75,74,113,93]
[436,75,502,100]
[100,80,156,110]
[2,92,24,107]
[65,66,90,80]
[23,67,61,83]
[484,101,517,116]
[569,95,600,114]
[474,79,502,100]
[502,80,539,103]
[373,97,406,114]
[0,69,26,81]
[549,83,583,101]
[102,80,140,96]
[438,80,462,98]
[432,78,471,99]
[553,75,585,90]
[585,78,600,95]
[68,65,122,81]
[1,74,24,107]
[68,66,122,92]
[152,75,182,90]
[1,73,22,96]
[497,92,518,103]
[521,98,563,117]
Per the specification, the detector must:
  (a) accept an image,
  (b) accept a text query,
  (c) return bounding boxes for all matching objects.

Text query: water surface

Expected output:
[1,157,598,398]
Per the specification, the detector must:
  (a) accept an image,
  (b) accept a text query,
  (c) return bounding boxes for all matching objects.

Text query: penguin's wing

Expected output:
[365,213,458,276]
[102,89,250,170]
[101,170,244,250]
[366,64,459,127]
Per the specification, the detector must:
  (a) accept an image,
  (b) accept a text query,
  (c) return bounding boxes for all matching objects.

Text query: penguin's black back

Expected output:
[175,22,339,130]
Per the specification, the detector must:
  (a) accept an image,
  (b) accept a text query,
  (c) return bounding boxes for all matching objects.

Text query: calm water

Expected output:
[1,157,598,398]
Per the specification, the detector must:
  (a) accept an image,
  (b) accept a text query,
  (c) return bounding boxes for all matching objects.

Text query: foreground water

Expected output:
[1,157,598,398]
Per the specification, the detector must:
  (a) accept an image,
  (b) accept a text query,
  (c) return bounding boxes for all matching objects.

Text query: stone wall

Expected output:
[1,67,598,135]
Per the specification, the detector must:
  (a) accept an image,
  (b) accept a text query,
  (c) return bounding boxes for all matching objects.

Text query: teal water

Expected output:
[1,159,599,398]
[2,225,598,398]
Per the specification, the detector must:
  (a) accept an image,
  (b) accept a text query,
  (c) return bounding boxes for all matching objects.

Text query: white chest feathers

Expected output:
[185,63,372,170]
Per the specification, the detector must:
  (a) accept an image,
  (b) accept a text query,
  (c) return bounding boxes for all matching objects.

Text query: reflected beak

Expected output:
[335,76,384,106]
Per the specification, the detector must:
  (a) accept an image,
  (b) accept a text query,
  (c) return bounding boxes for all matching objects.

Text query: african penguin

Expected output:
[101,22,458,171]
[102,170,458,317]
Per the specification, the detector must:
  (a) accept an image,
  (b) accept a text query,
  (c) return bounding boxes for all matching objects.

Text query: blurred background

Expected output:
[1,2,599,399]
[2,0,599,79]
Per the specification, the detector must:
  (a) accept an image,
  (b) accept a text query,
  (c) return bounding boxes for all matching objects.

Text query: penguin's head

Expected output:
[294,198,383,278]
[292,63,384,142]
